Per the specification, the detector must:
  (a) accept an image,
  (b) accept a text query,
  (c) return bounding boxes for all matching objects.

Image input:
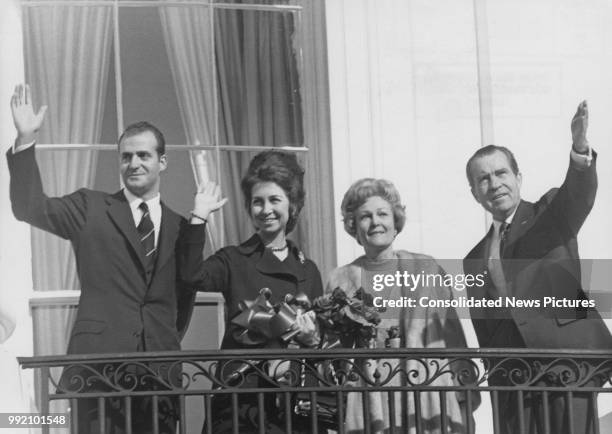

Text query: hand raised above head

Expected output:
[191,181,228,223]
[10,84,48,147]
[571,100,589,153]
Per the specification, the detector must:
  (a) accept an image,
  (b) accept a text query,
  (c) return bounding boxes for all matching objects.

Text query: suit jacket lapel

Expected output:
[106,191,147,271]
[155,203,181,274]
[503,200,535,258]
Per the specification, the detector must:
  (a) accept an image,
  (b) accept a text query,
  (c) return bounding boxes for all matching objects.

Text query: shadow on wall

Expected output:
[601,411,612,433]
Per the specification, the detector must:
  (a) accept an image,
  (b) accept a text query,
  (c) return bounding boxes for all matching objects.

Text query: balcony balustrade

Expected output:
[18,348,612,434]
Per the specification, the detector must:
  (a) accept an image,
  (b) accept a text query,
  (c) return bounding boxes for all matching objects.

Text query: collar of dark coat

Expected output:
[237,234,307,281]
[466,199,535,262]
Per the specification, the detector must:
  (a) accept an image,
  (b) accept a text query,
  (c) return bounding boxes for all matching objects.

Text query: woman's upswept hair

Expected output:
[341,178,406,239]
[241,150,305,234]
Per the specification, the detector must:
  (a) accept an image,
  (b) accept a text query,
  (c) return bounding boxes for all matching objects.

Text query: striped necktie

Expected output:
[487,222,508,297]
[138,202,156,268]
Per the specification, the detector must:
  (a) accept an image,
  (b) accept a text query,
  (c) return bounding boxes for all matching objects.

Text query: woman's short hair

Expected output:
[341,178,406,238]
[241,150,305,234]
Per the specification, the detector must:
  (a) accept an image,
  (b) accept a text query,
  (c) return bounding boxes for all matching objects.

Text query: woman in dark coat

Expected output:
[193,151,323,433]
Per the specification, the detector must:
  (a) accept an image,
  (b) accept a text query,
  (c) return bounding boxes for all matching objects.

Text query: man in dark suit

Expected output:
[7,84,226,433]
[463,101,612,434]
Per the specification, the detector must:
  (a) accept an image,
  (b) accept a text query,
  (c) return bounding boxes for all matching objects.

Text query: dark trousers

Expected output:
[75,396,178,434]
[206,394,315,434]
[491,389,598,434]
[486,320,600,434]
[63,358,180,434]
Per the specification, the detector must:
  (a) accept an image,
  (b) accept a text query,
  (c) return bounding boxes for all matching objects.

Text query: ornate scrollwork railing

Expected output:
[18,348,612,434]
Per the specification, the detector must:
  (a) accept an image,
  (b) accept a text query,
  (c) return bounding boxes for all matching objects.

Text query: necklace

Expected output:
[268,244,288,252]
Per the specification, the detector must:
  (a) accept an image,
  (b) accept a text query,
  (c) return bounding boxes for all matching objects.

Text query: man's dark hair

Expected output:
[118,121,166,156]
[466,145,519,188]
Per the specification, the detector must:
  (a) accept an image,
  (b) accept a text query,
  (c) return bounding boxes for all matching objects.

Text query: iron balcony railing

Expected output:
[18,348,612,434]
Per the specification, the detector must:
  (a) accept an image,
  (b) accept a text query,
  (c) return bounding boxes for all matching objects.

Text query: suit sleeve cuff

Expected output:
[181,221,206,244]
[12,140,36,155]
[570,146,593,170]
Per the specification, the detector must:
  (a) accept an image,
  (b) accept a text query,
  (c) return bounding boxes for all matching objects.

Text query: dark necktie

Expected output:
[487,222,509,297]
[137,202,156,269]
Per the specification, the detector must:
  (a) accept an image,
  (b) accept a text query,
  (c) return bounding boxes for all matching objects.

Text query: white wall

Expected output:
[325,0,612,432]
[0,0,37,419]
[327,0,484,264]
[326,0,612,270]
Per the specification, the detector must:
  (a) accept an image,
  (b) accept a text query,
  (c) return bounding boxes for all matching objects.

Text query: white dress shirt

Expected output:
[123,188,162,247]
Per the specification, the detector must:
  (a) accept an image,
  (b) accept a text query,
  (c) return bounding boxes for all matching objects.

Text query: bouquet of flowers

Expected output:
[312,287,382,349]
[293,288,383,427]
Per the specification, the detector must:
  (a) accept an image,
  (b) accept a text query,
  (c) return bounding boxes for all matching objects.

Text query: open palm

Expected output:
[11,84,47,143]
[193,181,228,220]
[571,100,588,151]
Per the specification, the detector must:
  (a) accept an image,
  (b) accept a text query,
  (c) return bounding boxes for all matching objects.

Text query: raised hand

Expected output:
[10,84,48,146]
[191,181,228,223]
[571,100,588,153]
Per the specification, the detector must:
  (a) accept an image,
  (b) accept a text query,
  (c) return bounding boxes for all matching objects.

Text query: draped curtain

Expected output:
[159,5,223,256]
[214,4,305,246]
[24,6,112,294]
[160,1,306,251]
[22,5,113,399]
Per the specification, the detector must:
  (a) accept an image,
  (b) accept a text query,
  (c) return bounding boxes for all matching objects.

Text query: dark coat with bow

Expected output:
[191,233,323,349]
[7,145,205,355]
[189,234,324,433]
[464,155,612,349]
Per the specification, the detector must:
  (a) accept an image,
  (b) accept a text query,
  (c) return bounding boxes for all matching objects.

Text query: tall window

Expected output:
[21,0,334,355]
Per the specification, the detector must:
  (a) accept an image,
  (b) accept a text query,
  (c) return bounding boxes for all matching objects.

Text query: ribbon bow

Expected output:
[231,288,312,346]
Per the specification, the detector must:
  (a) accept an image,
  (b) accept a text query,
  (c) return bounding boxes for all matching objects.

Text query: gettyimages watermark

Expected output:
[353,258,612,320]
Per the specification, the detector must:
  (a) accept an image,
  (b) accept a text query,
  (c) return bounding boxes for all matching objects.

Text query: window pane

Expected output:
[118,6,189,145]
[214,7,304,148]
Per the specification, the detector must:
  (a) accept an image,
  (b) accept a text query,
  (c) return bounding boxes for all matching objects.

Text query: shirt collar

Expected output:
[122,189,161,212]
[492,207,517,231]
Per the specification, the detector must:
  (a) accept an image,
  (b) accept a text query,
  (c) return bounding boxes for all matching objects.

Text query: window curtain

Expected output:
[158,5,222,256]
[213,3,305,247]
[150,2,302,247]
[159,2,304,250]
[22,5,112,415]
[159,1,335,274]
[24,5,112,295]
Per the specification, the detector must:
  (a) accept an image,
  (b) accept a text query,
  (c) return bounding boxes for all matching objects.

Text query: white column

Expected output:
[0,0,36,415]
